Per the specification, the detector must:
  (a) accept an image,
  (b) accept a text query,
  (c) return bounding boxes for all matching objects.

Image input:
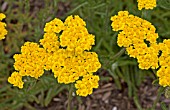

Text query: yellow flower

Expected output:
[41,15,95,54]
[13,42,47,79]
[111,11,159,69]
[75,74,99,96]
[156,39,170,87]
[47,49,101,85]
[59,15,95,52]
[41,15,101,96]
[0,13,6,20]
[8,72,24,89]
[9,15,101,97]
[0,13,7,40]
[44,18,64,33]
[40,33,60,53]
[137,0,156,10]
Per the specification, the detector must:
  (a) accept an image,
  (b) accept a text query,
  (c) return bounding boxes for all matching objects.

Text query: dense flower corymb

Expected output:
[48,50,101,85]
[8,42,48,87]
[111,11,159,70]
[157,39,170,87]
[40,15,101,96]
[75,74,99,96]
[60,15,95,53]
[137,0,156,10]
[8,15,101,97]
[8,72,24,89]
[13,42,48,79]
[0,13,7,40]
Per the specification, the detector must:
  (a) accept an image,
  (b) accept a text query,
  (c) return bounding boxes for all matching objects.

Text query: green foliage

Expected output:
[0,0,170,110]
[165,87,170,98]
[0,74,67,110]
[0,0,66,109]
[157,0,170,10]
[160,102,169,110]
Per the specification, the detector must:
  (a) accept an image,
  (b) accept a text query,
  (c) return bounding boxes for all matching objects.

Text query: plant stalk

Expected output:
[67,84,73,110]
[151,87,164,110]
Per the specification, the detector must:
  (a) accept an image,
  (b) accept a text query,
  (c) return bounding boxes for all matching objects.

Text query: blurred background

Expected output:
[0,0,170,110]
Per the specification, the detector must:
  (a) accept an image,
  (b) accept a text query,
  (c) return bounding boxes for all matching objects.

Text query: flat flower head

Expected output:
[137,0,156,10]
[0,13,7,40]
[8,72,24,89]
[156,39,170,87]
[111,11,159,70]
[60,15,94,52]
[0,13,6,20]
[9,15,101,96]
[49,50,101,85]
[41,15,95,53]
[13,42,47,79]
[157,67,170,87]
[75,74,99,96]
[40,33,60,53]
[40,15,101,96]
[44,18,64,33]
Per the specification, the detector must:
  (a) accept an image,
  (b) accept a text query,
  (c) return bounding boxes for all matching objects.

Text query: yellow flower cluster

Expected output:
[8,42,48,88]
[75,74,99,96]
[111,11,159,69]
[47,50,100,85]
[111,11,170,87]
[157,39,170,87]
[40,18,63,53]
[8,15,101,96]
[0,13,7,40]
[60,15,95,53]
[40,15,101,96]
[137,0,156,10]
[40,33,60,53]
[8,72,23,89]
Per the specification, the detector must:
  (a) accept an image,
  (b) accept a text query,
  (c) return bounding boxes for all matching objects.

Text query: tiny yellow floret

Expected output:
[137,0,156,10]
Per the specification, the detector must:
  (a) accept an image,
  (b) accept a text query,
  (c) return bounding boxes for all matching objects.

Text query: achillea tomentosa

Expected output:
[111,11,159,70]
[41,15,101,96]
[8,42,48,88]
[111,11,170,87]
[137,0,156,10]
[157,39,170,87]
[8,72,23,89]
[0,13,7,40]
[8,15,101,96]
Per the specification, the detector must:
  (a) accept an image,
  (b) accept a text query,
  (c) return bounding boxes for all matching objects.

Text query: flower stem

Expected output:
[141,10,147,19]
[151,87,164,110]
[110,48,126,60]
[102,48,125,67]
[67,84,73,110]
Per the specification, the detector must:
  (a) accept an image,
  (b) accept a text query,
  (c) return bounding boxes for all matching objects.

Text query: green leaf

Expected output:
[44,85,67,106]
[133,96,142,110]
[158,0,170,10]
[160,102,168,110]
[108,69,121,89]
[29,94,40,104]
[23,103,36,110]
[152,79,159,86]
[39,90,45,107]
[165,87,170,98]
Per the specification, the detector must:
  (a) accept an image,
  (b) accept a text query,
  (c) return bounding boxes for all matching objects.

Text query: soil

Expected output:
[32,71,170,110]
